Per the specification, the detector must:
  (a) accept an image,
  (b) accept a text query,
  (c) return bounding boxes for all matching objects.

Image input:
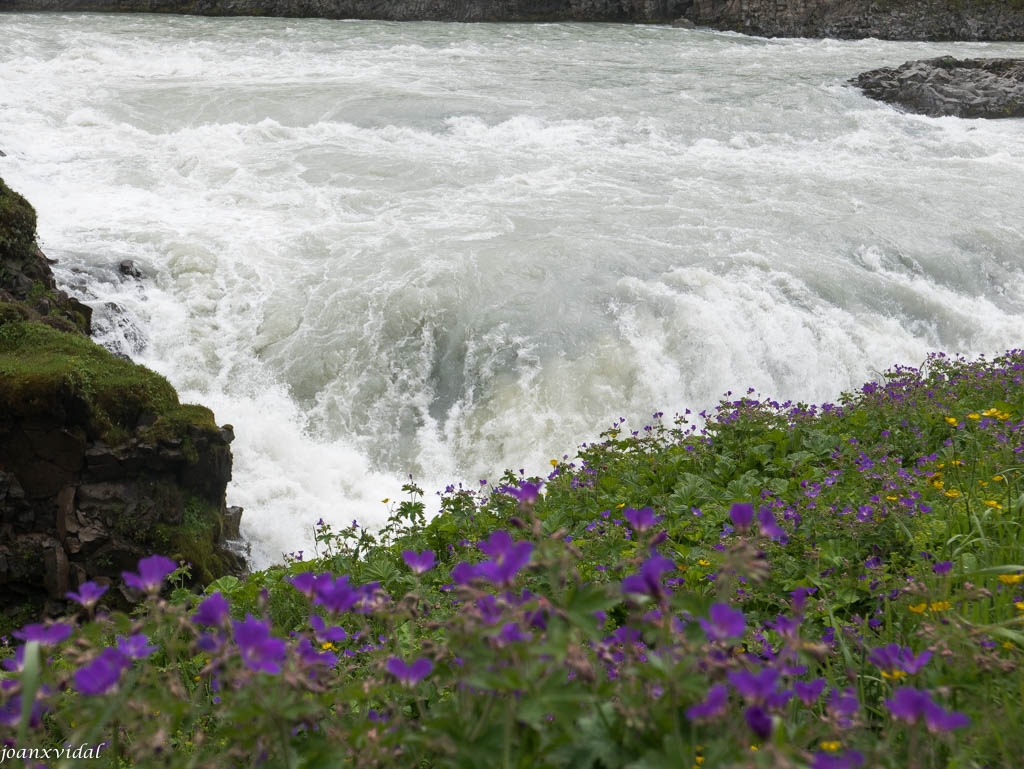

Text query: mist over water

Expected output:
[2,15,1023,567]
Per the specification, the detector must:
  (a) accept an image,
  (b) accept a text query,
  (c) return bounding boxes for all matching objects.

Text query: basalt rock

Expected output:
[0,177,246,623]
[2,0,1024,39]
[851,57,1024,118]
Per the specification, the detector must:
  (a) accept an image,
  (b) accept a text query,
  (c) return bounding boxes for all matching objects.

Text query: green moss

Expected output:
[151,496,226,584]
[0,177,37,262]
[0,320,217,443]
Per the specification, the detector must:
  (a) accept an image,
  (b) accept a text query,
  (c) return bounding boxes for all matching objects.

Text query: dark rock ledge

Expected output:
[851,57,1024,119]
[0,176,246,625]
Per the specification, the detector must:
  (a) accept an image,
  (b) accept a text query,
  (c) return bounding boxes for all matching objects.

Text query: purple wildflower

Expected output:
[621,553,676,599]
[868,644,932,677]
[66,581,108,609]
[402,550,436,575]
[757,507,785,540]
[496,622,532,644]
[13,622,73,646]
[295,638,338,669]
[812,750,865,769]
[502,481,543,505]
[932,560,953,575]
[309,614,348,643]
[729,502,755,532]
[193,592,230,626]
[885,687,970,731]
[75,647,130,695]
[232,615,287,675]
[623,507,662,533]
[686,684,728,721]
[793,678,826,706]
[116,634,157,660]
[728,668,779,703]
[745,705,773,739]
[450,531,535,587]
[385,656,433,686]
[698,603,746,641]
[122,554,177,594]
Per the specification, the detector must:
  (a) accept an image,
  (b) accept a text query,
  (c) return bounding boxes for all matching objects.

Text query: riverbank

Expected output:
[2,0,1024,39]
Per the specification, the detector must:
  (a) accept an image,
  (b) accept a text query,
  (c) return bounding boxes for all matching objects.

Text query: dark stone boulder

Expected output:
[851,57,1024,118]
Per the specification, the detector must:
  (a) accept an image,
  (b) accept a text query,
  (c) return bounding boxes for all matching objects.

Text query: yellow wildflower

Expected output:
[968,413,980,420]
[886,495,898,501]
[951,459,964,466]
[881,670,907,681]
[908,603,927,614]
[697,559,711,567]
[381,498,389,504]
[616,503,626,509]
[1016,602,1024,612]
[944,489,961,498]
[983,407,1001,417]
[992,475,1005,482]
[550,459,559,467]
[983,500,1002,510]
[819,742,842,753]
[1004,641,1016,650]
[929,601,952,612]
[945,417,958,425]
[998,574,1024,585]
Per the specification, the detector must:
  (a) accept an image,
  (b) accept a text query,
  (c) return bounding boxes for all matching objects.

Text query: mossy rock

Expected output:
[0,177,38,263]
[0,319,217,444]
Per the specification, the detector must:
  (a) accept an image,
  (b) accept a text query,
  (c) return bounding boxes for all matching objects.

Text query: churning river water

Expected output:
[2,14,1023,566]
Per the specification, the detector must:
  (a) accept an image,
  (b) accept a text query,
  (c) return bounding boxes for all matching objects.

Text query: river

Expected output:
[2,14,1023,566]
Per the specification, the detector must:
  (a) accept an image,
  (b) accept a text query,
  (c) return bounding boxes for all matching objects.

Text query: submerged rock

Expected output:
[852,57,1024,118]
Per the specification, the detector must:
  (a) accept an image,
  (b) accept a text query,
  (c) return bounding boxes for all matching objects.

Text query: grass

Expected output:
[2,349,1022,768]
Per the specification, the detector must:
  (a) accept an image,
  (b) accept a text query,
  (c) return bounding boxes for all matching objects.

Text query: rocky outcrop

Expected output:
[0,178,245,620]
[851,57,1024,118]
[2,0,1024,38]
[683,0,1024,41]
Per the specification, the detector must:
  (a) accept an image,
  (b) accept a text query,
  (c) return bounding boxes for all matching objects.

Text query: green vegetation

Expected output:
[3,349,1022,768]
[0,319,216,444]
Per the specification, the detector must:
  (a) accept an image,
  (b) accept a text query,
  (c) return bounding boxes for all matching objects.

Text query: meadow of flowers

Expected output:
[2,349,1024,768]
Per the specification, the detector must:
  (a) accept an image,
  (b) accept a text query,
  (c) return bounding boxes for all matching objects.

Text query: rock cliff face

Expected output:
[0,178,245,623]
[1,0,1024,37]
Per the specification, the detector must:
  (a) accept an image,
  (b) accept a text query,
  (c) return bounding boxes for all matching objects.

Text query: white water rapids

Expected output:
[1,14,1023,566]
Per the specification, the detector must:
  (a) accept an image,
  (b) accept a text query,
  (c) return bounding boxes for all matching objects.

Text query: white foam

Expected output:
[4,17,1024,567]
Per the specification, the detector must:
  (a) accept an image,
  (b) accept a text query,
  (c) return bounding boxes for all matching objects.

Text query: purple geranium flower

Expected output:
[621,553,675,599]
[685,684,728,721]
[385,656,433,687]
[885,687,969,732]
[13,622,73,646]
[116,634,157,660]
[793,678,826,706]
[75,647,130,696]
[698,603,746,641]
[728,668,779,703]
[745,705,773,739]
[473,531,534,586]
[122,554,177,594]
[757,507,785,541]
[232,615,287,675]
[295,638,338,669]
[193,592,231,626]
[868,644,932,677]
[729,502,755,532]
[501,481,543,505]
[623,507,662,533]
[812,750,865,769]
[309,614,348,643]
[66,581,108,609]
[402,550,436,575]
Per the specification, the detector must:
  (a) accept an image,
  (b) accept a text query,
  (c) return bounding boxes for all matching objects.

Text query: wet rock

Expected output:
[119,259,143,279]
[852,57,1024,118]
